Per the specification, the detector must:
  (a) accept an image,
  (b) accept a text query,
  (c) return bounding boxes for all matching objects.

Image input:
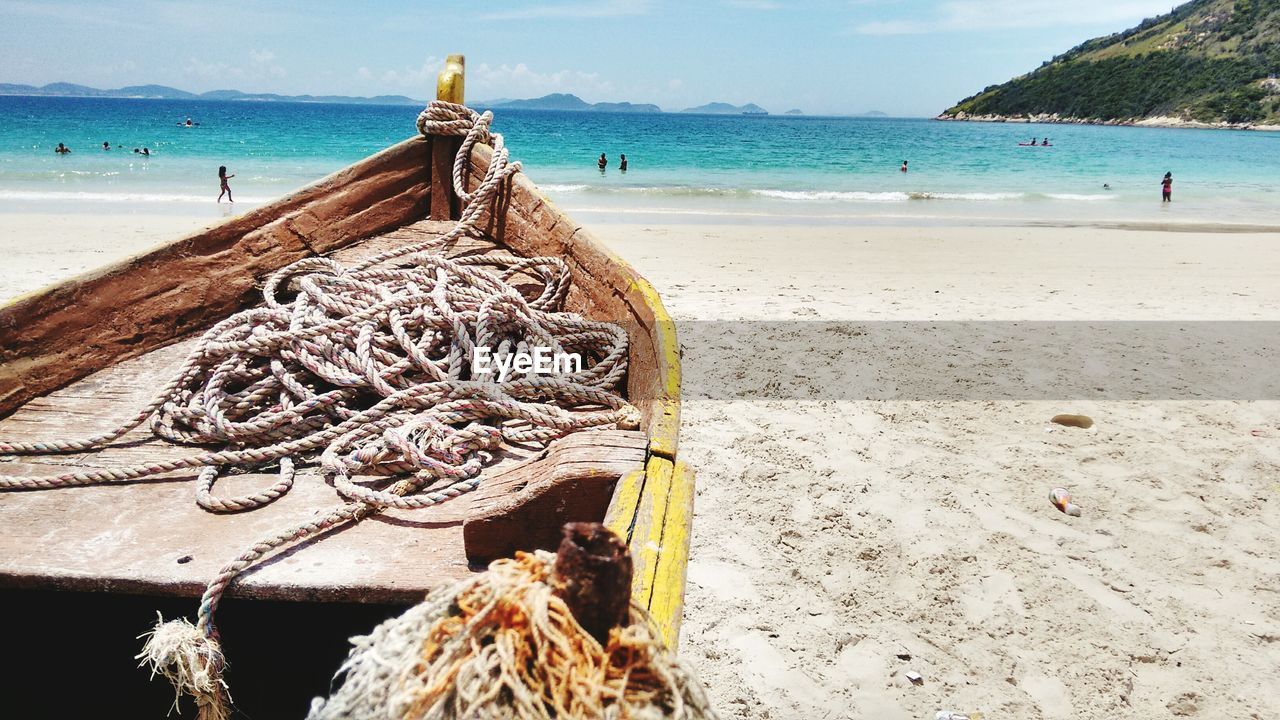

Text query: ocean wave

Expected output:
[757,190,1030,202]
[538,185,1102,203]
[1044,193,1117,201]
[540,183,589,192]
[0,190,275,204]
[917,192,1026,201]
[757,190,910,202]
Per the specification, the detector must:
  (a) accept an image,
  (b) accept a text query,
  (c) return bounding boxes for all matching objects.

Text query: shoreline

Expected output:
[936,113,1280,132]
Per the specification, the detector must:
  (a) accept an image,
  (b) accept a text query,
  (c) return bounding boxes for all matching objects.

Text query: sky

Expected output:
[0,0,1185,116]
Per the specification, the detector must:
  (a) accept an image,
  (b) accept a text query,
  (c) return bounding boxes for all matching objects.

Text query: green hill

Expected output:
[942,0,1280,126]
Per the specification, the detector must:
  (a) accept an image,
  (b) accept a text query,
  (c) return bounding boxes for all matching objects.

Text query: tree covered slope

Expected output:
[943,0,1280,125]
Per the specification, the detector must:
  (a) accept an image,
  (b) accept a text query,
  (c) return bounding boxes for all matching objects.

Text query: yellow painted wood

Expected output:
[627,455,674,614]
[437,55,465,104]
[629,276,681,460]
[647,460,695,648]
[604,467,647,543]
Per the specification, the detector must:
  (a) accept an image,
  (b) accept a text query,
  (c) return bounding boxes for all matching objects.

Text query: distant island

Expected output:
[0,84,781,115]
[479,93,660,113]
[860,111,888,118]
[784,109,804,115]
[939,0,1280,129]
[0,82,423,106]
[681,102,769,115]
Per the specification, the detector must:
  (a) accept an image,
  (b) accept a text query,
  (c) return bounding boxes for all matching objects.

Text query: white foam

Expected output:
[756,190,910,202]
[1045,193,1117,201]
[916,192,1025,201]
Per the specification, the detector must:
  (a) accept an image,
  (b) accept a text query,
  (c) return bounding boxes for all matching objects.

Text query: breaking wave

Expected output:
[537,185,1118,203]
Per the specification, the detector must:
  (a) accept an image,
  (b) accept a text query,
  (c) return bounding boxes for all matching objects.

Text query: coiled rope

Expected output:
[1,100,638,720]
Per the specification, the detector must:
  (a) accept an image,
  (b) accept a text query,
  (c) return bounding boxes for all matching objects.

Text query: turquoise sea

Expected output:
[1,96,1278,225]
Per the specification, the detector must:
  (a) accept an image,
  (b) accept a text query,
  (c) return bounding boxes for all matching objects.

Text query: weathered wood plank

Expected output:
[430,137,463,220]
[463,429,646,563]
[0,417,642,604]
[647,460,695,648]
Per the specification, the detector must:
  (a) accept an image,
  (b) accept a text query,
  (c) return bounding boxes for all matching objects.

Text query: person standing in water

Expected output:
[900,160,908,173]
[55,143,71,154]
[218,165,235,203]
[1161,172,1173,203]
[598,153,607,171]
[102,141,111,151]
[619,154,628,172]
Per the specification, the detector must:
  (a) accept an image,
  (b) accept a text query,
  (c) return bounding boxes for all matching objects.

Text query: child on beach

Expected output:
[218,165,235,203]
[1161,172,1173,203]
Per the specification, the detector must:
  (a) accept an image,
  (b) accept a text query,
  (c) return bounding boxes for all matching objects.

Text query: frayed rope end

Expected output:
[137,613,230,720]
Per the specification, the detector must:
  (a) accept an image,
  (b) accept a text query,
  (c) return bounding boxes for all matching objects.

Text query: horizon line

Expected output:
[0,80,921,117]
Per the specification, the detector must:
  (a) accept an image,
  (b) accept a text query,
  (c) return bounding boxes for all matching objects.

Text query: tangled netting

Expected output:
[308,551,718,720]
[1,100,639,720]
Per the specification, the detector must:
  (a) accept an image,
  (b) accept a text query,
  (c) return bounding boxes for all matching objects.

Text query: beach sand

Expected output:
[3,215,1278,718]
[592,223,1280,720]
[0,212,216,299]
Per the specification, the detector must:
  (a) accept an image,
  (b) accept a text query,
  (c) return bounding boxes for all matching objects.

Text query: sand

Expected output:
[0,212,215,299]
[3,213,1278,718]
[592,223,1280,720]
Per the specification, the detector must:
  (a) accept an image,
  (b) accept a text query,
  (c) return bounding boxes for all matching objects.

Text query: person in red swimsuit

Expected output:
[1161,172,1173,203]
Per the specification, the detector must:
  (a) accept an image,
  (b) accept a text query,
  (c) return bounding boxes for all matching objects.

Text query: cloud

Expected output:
[480,0,652,21]
[349,58,618,102]
[472,62,616,100]
[363,56,444,91]
[184,50,287,86]
[854,0,1179,34]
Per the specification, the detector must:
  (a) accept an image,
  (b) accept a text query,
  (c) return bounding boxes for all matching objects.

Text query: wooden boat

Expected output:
[0,57,691,716]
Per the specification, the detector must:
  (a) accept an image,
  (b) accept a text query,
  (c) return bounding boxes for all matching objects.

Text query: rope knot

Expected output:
[416,100,487,140]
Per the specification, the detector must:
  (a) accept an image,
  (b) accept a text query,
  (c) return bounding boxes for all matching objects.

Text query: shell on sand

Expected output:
[1049,487,1083,517]
[1051,414,1094,429]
